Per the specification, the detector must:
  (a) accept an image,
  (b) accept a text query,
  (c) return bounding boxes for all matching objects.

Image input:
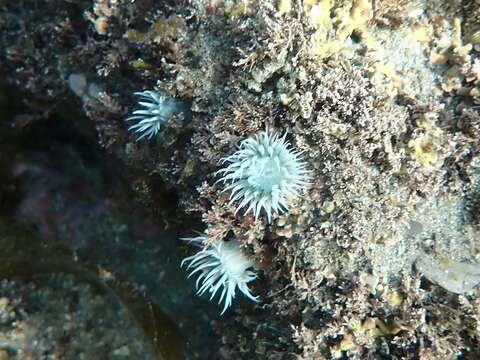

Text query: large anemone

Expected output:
[217,129,309,222]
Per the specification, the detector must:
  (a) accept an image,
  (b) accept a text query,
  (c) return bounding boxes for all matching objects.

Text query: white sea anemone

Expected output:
[126,90,177,141]
[217,129,309,222]
[181,236,258,314]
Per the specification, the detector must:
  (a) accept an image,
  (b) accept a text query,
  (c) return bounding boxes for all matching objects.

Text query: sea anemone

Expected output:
[217,129,309,222]
[181,236,258,314]
[126,90,177,141]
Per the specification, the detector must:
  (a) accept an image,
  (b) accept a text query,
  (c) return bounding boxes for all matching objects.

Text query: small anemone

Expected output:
[181,236,258,314]
[126,90,177,141]
[217,129,309,222]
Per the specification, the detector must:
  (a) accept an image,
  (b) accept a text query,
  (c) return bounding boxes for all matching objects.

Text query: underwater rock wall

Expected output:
[1,0,480,359]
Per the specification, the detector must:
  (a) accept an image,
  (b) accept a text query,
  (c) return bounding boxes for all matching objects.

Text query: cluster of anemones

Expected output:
[127,94,309,313]
[181,130,309,313]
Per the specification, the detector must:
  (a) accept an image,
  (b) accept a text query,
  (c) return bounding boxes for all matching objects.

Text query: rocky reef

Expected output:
[1,0,480,359]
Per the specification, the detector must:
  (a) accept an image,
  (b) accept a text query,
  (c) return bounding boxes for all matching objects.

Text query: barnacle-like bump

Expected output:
[181,236,258,314]
[126,90,177,141]
[217,129,309,222]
